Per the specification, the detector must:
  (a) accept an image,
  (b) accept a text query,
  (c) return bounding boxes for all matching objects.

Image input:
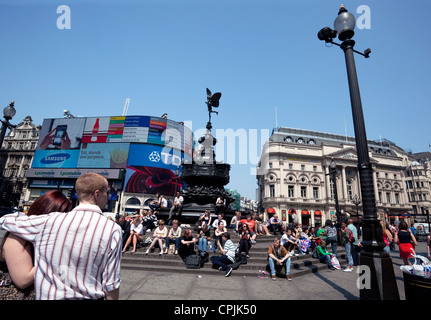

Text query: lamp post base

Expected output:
[359,250,400,300]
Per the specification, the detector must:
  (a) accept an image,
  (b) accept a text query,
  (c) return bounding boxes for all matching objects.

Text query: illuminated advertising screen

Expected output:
[124,144,191,195]
[33,116,192,171]
[33,150,80,168]
[82,116,111,143]
[77,143,130,168]
[37,118,86,150]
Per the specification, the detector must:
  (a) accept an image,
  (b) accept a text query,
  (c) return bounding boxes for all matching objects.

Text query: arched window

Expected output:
[125,197,141,206]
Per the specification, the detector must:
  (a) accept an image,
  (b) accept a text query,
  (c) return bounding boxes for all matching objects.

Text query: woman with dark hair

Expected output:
[394,220,418,265]
[0,190,72,299]
[238,223,251,258]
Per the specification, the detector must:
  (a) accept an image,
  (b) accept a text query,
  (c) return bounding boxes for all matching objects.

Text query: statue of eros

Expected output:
[206,88,221,130]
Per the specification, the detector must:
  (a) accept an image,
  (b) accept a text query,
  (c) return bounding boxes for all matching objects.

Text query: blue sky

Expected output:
[0,0,430,200]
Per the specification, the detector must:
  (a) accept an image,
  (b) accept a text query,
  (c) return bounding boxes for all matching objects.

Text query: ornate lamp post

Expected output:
[174,166,180,195]
[318,5,399,300]
[353,194,361,223]
[0,101,16,149]
[329,159,342,226]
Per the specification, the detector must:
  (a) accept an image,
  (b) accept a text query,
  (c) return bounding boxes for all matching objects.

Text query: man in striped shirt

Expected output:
[0,172,122,300]
[210,232,236,277]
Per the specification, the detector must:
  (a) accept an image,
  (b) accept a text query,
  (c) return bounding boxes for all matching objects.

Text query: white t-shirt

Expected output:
[161,198,168,207]
[174,196,183,205]
[131,223,143,235]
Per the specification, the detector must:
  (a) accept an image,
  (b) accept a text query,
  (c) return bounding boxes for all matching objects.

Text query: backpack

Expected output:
[199,251,209,263]
[347,228,355,244]
[185,254,201,269]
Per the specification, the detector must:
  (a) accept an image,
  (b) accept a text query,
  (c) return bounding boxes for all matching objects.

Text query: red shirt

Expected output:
[239,219,256,232]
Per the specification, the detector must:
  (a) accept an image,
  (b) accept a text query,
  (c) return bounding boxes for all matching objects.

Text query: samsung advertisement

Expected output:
[31,115,192,196]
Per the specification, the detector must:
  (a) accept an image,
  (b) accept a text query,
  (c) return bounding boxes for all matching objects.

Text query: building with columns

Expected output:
[405,152,431,221]
[0,116,41,207]
[256,127,412,227]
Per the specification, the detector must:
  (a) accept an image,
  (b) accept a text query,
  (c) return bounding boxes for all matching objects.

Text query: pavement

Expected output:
[118,242,429,301]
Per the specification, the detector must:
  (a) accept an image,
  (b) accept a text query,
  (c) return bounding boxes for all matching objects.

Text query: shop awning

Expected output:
[267,208,275,214]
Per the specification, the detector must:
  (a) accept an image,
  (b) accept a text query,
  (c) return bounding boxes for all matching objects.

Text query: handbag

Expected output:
[0,233,36,300]
[185,254,201,269]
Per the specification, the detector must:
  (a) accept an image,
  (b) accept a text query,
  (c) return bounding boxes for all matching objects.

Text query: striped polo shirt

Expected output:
[0,204,122,300]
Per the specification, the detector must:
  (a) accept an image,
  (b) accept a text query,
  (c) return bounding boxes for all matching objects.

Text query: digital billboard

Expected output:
[32,115,192,172]
[124,144,192,195]
[32,150,80,168]
[37,118,86,150]
[77,143,130,168]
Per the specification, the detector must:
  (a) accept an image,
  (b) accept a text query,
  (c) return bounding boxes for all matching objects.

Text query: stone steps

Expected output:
[120,230,349,278]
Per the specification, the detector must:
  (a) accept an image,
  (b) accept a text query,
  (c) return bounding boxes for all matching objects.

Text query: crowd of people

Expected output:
[0,178,427,299]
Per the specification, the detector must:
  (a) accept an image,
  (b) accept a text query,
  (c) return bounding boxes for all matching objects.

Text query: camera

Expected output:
[317,27,337,43]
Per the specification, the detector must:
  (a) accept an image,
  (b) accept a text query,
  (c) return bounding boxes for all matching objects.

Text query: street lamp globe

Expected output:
[330,158,336,170]
[3,101,16,120]
[334,5,356,41]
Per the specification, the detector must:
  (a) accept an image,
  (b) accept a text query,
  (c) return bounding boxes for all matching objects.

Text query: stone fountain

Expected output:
[180,89,233,212]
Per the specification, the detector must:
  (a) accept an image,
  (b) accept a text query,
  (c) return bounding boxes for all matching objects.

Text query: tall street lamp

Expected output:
[318,5,399,300]
[353,194,361,224]
[0,101,16,148]
[329,159,342,228]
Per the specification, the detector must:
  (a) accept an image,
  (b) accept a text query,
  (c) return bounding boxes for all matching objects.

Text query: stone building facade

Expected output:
[0,116,41,207]
[257,127,413,226]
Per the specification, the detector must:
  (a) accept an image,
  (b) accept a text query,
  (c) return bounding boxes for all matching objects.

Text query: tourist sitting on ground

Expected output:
[212,213,227,231]
[198,209,212,229]
[316,239,337,269]
[210,232,236,277]
[178,229,197,261]
[145,219,168,255]
[267,214,283,235]
[315,224,326,240]
[281,228,301,256]
[142,210,158,234]
[238,223,251,258]
[215,196,226,214]
[214,221,227,251]
[298,226,312,254]
[149,193,162,213]
[267,237,292,281]
[164,219,182,255]
[258,214,271,235]
[308,226,318,252]
[122,217,144,253]
[197,224,211,254]
[229,211,241,232]
[116,215,131,246]
[251,213,264,236]
[168,192,183,225]
[235,214,257,244]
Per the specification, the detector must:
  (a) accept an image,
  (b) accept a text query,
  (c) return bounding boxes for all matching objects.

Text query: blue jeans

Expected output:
[318,254,332,265]
[198,237,208,252]
[165,237,180,250]
[326,237,337,258]
[268,257,291,275]
[344,243,353,267]
[211,255,232,271]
